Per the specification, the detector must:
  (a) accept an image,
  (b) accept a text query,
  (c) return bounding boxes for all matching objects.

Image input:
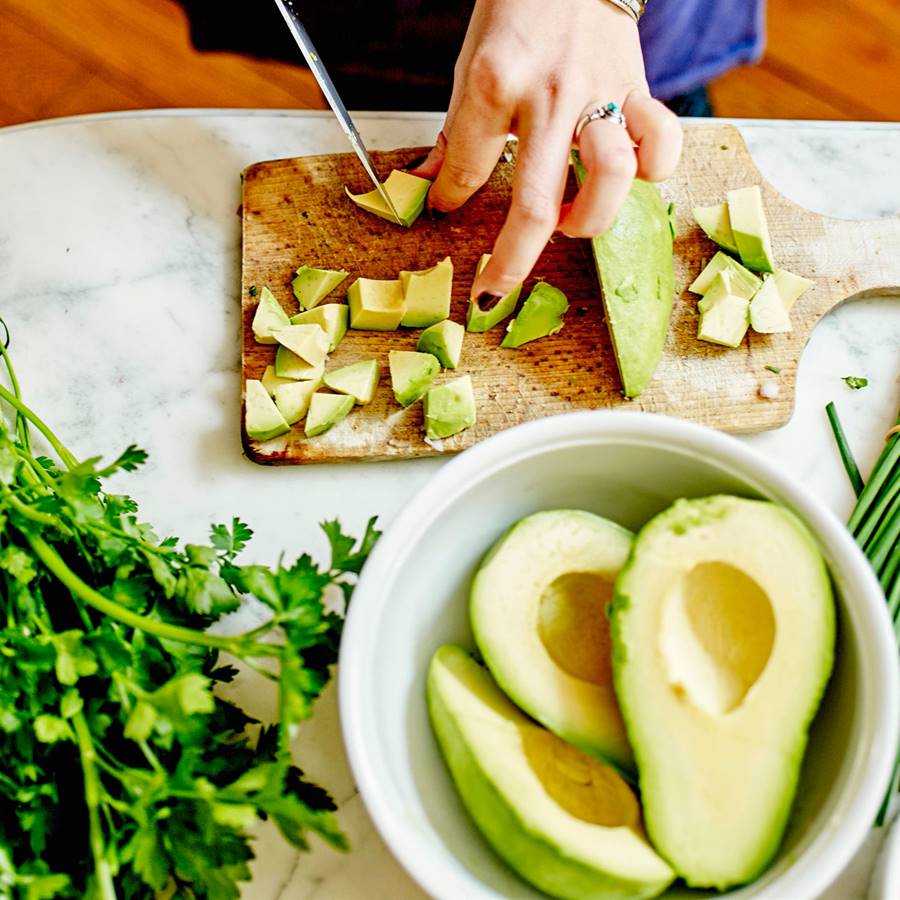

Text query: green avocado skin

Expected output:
[427,647,672,900]
[573,156,674,398]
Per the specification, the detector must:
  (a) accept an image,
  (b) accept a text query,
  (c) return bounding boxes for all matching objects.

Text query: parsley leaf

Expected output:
[843,376,869,390]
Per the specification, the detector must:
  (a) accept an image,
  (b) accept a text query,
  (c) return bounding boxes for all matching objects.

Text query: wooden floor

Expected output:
[1,0,898,127]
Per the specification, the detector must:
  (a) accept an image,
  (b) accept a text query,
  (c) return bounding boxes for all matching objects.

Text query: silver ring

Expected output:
[575,102,627,141]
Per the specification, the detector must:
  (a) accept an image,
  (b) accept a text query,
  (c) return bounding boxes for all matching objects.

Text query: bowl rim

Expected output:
[339,410,900,900]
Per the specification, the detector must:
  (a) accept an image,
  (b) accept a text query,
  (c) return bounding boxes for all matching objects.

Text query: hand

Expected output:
[408,0,683,305]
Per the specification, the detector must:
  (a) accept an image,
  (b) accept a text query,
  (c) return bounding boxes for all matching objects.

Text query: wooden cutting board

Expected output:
[240,123,900,465]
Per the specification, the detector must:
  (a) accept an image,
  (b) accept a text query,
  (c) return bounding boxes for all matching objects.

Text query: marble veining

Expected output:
[0,111,898,899]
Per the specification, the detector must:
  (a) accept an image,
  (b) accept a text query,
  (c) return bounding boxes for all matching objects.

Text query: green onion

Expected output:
[827,401,900,825]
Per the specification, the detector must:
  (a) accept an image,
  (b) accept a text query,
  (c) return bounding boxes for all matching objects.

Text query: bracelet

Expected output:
[604,0,645,21]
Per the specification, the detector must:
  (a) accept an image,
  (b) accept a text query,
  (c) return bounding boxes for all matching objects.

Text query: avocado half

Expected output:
[427,645,675,900]
[470,509,635,775]
[611,496,835,889]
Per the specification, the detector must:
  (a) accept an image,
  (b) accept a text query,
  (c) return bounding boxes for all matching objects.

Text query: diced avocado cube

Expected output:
[423,375,476,440]
[290,304,348,351]
[261,364,296,397]
[466,254,522,333]
[389,350,440,407]
[251,287,291,344]
[272,324,330,367]
[345,170,431,228]
[749,275,793,334]
[697,273,750,348]
[692,203,739,254]
[501,282,569,349]
[245,379,289,441]
[771,268,814,311]
[323,359,381,405]
[347,278,405,331]
[727,185,775,273]
[417,319,464,369]
[273,380,317,425]
[400,256,453,327]
[304,392,354,438]
[689,251,762,300]
[696,270,735,315]
[291,266,348,310]
[274,346,326,382]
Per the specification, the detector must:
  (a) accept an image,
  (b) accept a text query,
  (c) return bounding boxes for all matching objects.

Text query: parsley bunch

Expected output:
[0,331,379,898]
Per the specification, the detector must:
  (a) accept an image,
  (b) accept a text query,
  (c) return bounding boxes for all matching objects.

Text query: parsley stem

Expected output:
[0,323,31,453]
[72,712,118,900]
[0,486,61,529]
[0,385,76,469]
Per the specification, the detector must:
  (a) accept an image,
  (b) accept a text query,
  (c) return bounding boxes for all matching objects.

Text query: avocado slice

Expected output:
[748,276,792,334]
[272,324,330,368]
[465,254,522,333]
[611,495,834,889]
[689,251,762,300]
[347,278,405,331]
[400,256,453,328]
[727,185,776,273]
[244,379,289,441]
[501,282,569,349]
[417,319,464,369]
[251,287,291,344]
[304,392,354,438]
[697,272,750,348]
[573,154,674,398]
[323,359,380,405]
[471,510,635,775]
[345,170,431,228]
[388,350,440,407]
[771,268,814,311]
[260,364,296,397]
[273,380,317,425]
[692,203,739,254]
[423,375,476,440]
[428,646,675,900]
[274,346,325,382]
[290,304,348,351]
[291,266,348,310]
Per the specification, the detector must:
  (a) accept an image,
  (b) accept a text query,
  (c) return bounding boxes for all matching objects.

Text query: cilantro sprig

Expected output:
[0,328,380,898]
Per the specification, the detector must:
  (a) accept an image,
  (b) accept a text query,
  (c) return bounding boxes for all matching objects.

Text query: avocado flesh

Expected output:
[399,256,453,328]
[273,380,317,425]
[772,268,814,311]
[697,271,750,347]
[245,379,289,441]
[428,646,674,900]
[727,186,776,273]
[610,496,835,889]
[471,510,635,775]
[323,359,380,405]
[466,254,522,333]
[274,346,325,381]
[290,304,348,351]
[573,155,674,398]
[417,319,464,369]
[693,203,739,254]
[304,392,354,437]
[423,375,476,439]
[348,278,405,331]
[272,324,330,367]
[501,282,569,349]
[251,287,291,344]
[749,276,792,334]
[345,170,431,228]
[291,266,348,310]
[388,350,440,407]
[261,364,296,397]
[689,251,762,300]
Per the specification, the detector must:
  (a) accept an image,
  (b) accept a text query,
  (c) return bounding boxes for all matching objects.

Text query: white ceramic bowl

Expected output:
[339,412,899,900]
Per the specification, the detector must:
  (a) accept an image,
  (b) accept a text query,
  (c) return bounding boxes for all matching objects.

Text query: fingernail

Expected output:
[402,154,429,171]
[474,291,503,312]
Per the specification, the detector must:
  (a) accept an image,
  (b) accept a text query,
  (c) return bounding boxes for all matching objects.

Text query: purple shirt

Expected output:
[640,0,766,99]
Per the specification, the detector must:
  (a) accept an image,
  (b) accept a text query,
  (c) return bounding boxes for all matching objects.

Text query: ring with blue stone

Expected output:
[575,102,628,141]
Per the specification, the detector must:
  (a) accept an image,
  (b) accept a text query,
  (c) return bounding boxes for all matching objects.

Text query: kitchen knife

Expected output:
[272,0,402,223]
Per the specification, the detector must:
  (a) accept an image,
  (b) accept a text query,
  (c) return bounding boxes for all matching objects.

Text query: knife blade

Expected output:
[272,0,402,223]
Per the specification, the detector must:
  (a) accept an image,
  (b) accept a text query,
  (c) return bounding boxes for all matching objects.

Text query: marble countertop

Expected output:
[0,110,898,899]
